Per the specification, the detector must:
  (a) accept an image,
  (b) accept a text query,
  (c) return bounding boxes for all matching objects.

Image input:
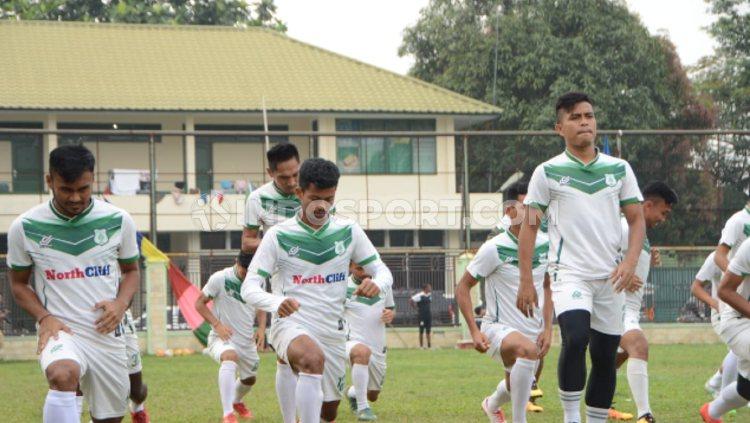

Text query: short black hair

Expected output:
[298,158,340,190]
[504,181,528,202]
[49,144,95,182]
[267,143,299,171]
[556,92,594,121]
[642,181,679,205]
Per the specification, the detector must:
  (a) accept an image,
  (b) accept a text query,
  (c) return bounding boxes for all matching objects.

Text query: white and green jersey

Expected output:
[202,266,258,346]
[242,214,393,343]
[467,229,549,336]
[6,199,139,334]
[696,252,722,322]
[524,149,642,281]
[344,275,395,355]
[723,239,750,320]
[719,205,750,260]
[620,217,651,284]
[244,181,301,233]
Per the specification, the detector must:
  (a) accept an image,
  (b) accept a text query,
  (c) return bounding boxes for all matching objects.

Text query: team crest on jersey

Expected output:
[39,235,53,248]
[288,245,300,257]
[605,174,617,187]
[93,229,109,245]
[334,240,346,255]
[559,176,571,186]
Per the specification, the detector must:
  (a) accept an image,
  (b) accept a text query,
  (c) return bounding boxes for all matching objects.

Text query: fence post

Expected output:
[145,255,169,354]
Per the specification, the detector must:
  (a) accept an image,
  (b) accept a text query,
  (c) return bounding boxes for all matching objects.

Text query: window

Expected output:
[157,233,172,252]
[200,232,226,250]
[390,230,414,247]
[419,230,444,247]
[336,119,436,174]
[230,231,243,250]
[58,123,162,143]
[0,234,7,254]
[365,230,385,247]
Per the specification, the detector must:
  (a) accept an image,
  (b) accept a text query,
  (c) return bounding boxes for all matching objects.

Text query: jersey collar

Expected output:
[564,147,600,168]
[745,205,750,215]
[295,213,331,237]
[505,228,519,245]
[49,199,94,224]
[272,182,297,199]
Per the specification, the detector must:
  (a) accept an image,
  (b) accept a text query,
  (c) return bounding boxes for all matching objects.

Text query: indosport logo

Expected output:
[292,272,346,285]
[44,265,112,280]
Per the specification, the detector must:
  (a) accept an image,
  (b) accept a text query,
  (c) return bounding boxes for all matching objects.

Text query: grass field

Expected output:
[1,344,748,422]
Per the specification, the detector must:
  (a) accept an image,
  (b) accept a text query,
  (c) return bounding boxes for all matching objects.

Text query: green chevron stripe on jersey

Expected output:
[21,213,123,256]
[223,278,246,304]
[277,225,353,265]
[744,224,750,237]
[496,243,549,268]
[259,195,300,219]
[643,237,651,253]
[346,286,381,305]
[543,162,627,194]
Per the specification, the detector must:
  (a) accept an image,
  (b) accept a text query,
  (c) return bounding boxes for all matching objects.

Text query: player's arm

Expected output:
[456,271,489,353]
[537,272,554,358]
[240,232,298,316]
[691,279,719,311]
[615,202,645,293]
[95,261,139,334]
[714,216,739,272]
[714,244,731,272]
[255,309,267,348]
[194,291,233,341]
[718,271,750,318]
[518,165,548,317]
[381,289,396,324]
[239,194,262,267]
[353,224,393,297]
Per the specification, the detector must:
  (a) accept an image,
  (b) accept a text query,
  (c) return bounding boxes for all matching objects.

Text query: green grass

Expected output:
[1,344,747,422]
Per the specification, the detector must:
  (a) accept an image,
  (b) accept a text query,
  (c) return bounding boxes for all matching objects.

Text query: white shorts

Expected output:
[124,328,142,374]
[622,307,642,334]
[481,321,538,365]
[711,314,721,336]
[346,341,387,391]
[207,334,260,379]
[270,318,346,401]
[40,331,128,419]
[720,317,750,379]
[552,278,625,336]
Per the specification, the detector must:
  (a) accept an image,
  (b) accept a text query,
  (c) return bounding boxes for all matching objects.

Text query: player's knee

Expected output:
[559,311,591,351]
[240,376,256,386]
[220,350,239,362]
[737,374,750,401]
[367,390,380,402]
[518,343,539,360]
[297,350,325,374]
[631,338,648,359]
[45,360,80,391]
[321,400,339,421]
[350,345,371,365]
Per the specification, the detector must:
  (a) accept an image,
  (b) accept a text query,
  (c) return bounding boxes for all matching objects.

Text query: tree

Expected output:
[400,0,717,244]
[0,0,286,30]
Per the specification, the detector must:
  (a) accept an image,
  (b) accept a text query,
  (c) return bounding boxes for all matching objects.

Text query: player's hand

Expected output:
[254,329,266,349]
[537,328,553,358]
[213,322,233,342]
[94,299,128,334]
[353,278,381,298]
[626,275,643,293]
[277,298,301,317]
[650,247,661,267]
[611,261,637,293]
[471,330,490,353]
[516,278,538,318]
[381,308,395,324]
[37,315,73,354]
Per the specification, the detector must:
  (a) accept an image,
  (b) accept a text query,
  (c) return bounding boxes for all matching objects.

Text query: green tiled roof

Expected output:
[0,20,501,115]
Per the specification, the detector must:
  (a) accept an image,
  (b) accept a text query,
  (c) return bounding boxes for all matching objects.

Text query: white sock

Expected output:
[352,363,370,411]
[722,351,739,390]
[219,361,237,416]
[296,372,323,423]
[347,385,356,399]
[709,382,749,418]
[487,378,512,411]
[234,379,253,404]
[276,363,298,423]
[708,370,722,389]
[76,395,83,416]
[559,389,583,423]
[129,399,145,413]
[585,405,609,423]
[43,390,79,423]
[627,358,650,417]
[510,358,536,423]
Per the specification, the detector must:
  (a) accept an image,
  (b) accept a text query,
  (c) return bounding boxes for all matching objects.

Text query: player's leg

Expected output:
[480,323,515,421]
[499,331,539,423]
[425,317,432,348]
[286,336,325,423]
[80,337,129,423]
[418,320,425,348]
[347,342,373,414]
[218,350,241,421]
[721,351,739,390]
[553,279,595,423]
[41,331,84,423]
[125,332,149,422]
[276,359,298,423]
[232,347,260,420]
[620,328,652,421]
[319,340,347,422]
[702,321,750,421]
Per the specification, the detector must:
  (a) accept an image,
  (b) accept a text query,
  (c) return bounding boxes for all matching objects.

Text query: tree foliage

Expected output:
[1,0,286,30]
[401,0,718,244]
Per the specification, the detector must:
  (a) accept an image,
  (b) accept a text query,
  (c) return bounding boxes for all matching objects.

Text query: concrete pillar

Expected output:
[43,114,57,193]
[187,232,202,286]
[184,115,196,191]
[145,256,169,354]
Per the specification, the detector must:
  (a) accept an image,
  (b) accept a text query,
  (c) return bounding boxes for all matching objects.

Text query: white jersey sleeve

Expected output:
[728,241,750,277]
[118,212,140,263]
[241,228,284,312]
[6,217,32,270]
[524,164,550,212]
[619,161,643,206]
[351,223,392,291]
[384,286,395,308]
[696,253,721,282]
[410,292,422,303]
[719,214,744,248]
[243,193,262,229]
[466,240,501,279]
[202,272,223,299]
